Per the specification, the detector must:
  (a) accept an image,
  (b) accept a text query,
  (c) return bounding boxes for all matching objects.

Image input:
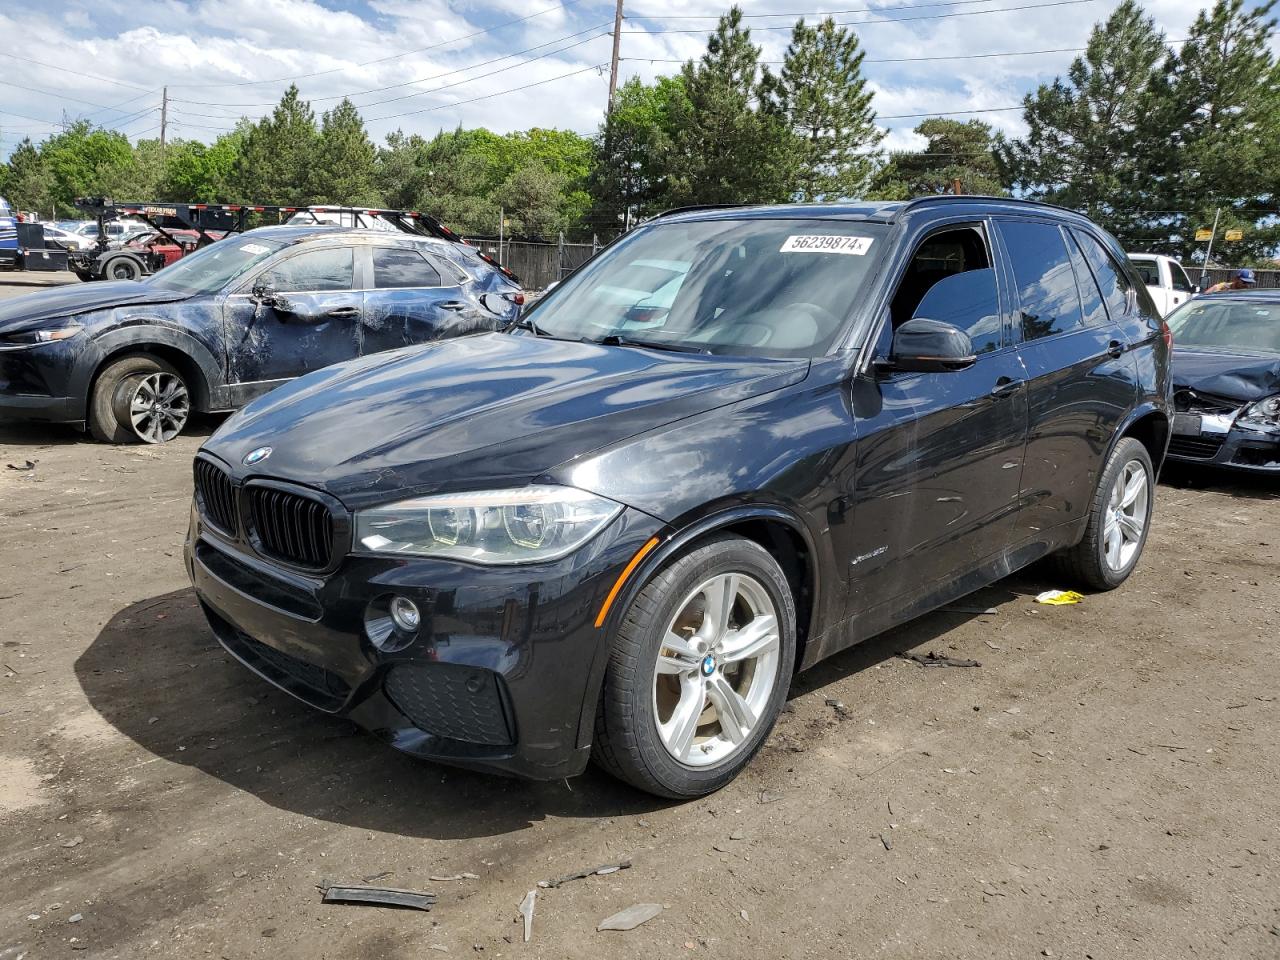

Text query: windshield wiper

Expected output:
[594,334,708,354]
[506,315,549,337]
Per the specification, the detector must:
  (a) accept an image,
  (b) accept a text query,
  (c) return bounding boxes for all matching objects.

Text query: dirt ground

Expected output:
[1,276,1278,959]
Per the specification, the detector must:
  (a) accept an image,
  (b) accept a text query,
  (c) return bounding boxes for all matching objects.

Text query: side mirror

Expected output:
[879,317,977,374]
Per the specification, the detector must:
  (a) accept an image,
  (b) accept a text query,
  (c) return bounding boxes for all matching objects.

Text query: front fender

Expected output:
[72,321,227,418]
[572,501,828,750]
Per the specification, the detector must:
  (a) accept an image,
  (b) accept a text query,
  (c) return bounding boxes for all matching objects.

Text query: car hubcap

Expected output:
[1103,459,1148,571]
[652,572,781,767]
[128,373,189,443]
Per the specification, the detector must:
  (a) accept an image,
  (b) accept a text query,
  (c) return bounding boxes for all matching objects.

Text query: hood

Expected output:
[204,333,808,508]
[0,280,190,330]
[1171,348,1280,404]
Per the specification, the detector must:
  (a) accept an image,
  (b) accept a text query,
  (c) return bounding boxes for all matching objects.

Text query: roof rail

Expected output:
[897,194,1084,218]
[650,203,754,220]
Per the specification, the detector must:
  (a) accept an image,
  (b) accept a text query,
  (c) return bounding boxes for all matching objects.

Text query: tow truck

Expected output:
[66,199,518,283]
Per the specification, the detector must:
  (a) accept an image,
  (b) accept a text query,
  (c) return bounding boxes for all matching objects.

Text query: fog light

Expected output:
[390,596,421,632]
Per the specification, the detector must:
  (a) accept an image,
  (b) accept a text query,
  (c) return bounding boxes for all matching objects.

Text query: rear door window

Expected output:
[1076,232,1134,320]
[1065,237,1109,327]
[1000,220,1084,342]
[373,248,443,289]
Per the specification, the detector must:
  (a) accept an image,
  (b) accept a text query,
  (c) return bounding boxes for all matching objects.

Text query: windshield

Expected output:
[145,236,286,295]
[525,218,889,357]
[1168,298,1280,354]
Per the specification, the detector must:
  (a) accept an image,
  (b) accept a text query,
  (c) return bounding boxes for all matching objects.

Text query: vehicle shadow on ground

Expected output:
[76,589,667,840]
[789,571,1053,702]
[78,573,1057,840]
[0,416,222,449]
[1160,463,1279,501]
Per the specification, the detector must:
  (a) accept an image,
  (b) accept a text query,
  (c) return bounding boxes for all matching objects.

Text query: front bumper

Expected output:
[0,340,82,424]
[1166,422,1280,472]
[185,501,662,780]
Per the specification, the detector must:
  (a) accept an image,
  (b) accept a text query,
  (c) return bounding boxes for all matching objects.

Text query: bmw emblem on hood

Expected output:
[243,446,273,466]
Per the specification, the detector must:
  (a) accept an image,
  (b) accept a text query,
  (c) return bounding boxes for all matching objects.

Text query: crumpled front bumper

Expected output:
[1166,420,1280,472]
[184,502,661,781]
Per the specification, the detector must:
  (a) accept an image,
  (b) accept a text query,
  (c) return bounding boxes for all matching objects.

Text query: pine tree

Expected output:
[232,85,319,204]
[763,17,882,201]
[870,118,1007,199]
[999,0,1167,245]
[312,98,380,205]
[665,7,797,206]
[589,75,686,230]
[1149,0,1280,262]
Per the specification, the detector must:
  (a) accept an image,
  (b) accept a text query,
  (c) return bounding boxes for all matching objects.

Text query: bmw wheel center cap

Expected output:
[701,654,716,677]
[243,446,273,466]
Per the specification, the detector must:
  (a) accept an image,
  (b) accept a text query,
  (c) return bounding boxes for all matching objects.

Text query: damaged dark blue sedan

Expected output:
[0,225,521,443]
[186,197,1171,798]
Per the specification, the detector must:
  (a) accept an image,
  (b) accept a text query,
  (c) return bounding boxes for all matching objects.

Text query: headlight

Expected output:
[1239,394,1280,426]
[0,322,83,346]
[354,485,623,564]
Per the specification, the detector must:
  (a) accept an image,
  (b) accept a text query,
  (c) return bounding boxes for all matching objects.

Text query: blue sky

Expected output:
[0,0,1232,159]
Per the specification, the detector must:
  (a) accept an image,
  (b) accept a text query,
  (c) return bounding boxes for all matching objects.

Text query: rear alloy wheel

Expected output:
[593,535,796,798]
[89,354,191,444]
[1054,436,1155,590]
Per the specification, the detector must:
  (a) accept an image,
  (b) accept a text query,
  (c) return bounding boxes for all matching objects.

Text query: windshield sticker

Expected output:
[239,243,271,255]
[780,235,874,256]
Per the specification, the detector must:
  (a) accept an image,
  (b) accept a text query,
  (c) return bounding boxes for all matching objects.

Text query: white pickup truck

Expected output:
[1127,253,1198,317]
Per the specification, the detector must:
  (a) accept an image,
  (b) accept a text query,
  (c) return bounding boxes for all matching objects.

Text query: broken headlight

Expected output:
[353,485,623,565]
[1238,394,1280,427]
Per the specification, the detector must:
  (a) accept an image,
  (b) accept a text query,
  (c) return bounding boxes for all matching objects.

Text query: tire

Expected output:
[103,257,143,281]
[1054,436,1155,590]
[88,355,191,444]
[592,535,797,798]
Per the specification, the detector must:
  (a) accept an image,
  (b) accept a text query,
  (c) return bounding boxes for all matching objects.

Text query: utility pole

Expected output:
[160,86,169,149]
[607,0,624,113]
[1198,206,1221,290]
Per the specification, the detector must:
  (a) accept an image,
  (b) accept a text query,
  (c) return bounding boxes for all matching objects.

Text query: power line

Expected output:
[0,51,152,91]
[627,0,1030,18]
[881,105,1023,119]
[164,0,593,90]
[170,22,613,109]
[622,0,1102,34]
[357,62,610,123]
[171,27,612,119]
[624,39,1188,66]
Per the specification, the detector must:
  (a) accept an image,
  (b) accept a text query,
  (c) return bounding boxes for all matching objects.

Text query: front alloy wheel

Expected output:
[653,573,781,766]
[121,372,190,443]
[593,534,796,798]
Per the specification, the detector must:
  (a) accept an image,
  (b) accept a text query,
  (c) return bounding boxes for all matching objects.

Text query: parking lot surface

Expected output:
[1,280,1278,959]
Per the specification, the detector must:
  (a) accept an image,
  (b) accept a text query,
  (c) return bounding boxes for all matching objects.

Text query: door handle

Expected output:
[326,306,359,319]
[439,300,467,312]
[1107,339,1126,358]
[989,377,1023,399]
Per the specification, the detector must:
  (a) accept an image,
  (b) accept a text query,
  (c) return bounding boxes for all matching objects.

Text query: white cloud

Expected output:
[0,0,1241,159]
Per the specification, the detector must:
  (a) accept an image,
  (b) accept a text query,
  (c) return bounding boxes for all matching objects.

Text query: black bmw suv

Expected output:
[185,198,1172,798]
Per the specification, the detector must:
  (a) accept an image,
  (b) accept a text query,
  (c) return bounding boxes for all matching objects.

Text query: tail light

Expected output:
[507,292,526,306]
[1161,319,1173,350]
